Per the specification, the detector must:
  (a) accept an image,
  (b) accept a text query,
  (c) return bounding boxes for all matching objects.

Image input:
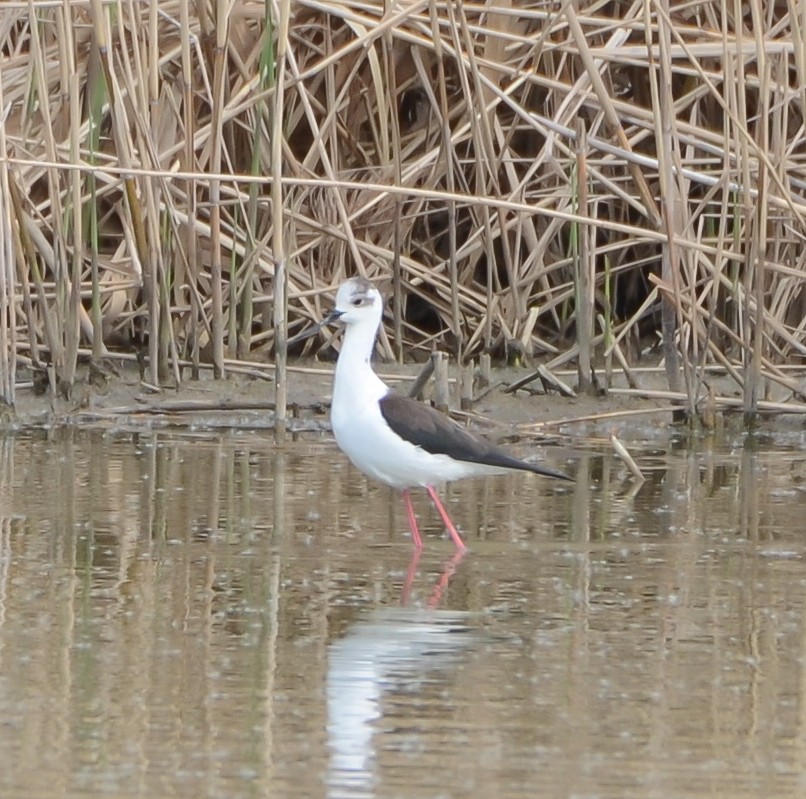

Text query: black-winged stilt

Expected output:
[293,277,572,550]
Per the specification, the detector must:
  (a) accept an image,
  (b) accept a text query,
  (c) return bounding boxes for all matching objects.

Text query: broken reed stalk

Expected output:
[384,22,404,362]
[649,0,684,412]
[432,352,450,413]
[28,0,67,390]
[179,0,200,379]
[64,16,82,391]
[574,118,593,395]
[95,0,152,381]
[734,0,754,417]
[208,0,228,380]
[460,360,474,411]
[744,38,771,422]
[0,67,13,405]
[241,0,275,359]
[272,0,291,444]
[86,49,104,364]
[430,0,461,360]
[609,433,645,483]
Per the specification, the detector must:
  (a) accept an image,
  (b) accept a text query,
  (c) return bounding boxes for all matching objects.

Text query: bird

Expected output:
[292,277,572,551]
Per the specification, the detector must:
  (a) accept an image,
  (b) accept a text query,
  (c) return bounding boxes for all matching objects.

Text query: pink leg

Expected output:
[401,489,423,549]
[426,486,467,551]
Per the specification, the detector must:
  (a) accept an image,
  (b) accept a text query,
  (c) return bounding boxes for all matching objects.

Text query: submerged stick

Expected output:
[610,433,645,483]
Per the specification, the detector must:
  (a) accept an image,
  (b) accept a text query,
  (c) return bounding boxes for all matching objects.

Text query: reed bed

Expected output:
[1,0,805,424]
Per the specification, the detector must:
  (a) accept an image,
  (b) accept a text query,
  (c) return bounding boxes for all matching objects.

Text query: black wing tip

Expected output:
[521,461,574,482]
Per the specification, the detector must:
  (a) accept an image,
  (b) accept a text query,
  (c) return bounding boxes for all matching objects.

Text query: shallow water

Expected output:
[0,426,805,798]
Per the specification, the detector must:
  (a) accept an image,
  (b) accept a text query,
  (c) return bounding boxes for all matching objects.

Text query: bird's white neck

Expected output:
[333,317,388,404]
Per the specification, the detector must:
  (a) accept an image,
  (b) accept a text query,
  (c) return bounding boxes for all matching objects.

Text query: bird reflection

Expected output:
[400,547,466,608]
[326,550,475,798]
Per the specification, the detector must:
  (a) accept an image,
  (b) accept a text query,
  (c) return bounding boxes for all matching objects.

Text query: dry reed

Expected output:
[1,0,805,425]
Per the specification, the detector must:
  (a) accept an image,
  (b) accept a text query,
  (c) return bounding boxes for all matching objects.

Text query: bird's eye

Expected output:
[352,298,364,307]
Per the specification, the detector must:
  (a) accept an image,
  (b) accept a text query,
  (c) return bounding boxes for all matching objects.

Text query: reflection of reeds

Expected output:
[2,2,806,421]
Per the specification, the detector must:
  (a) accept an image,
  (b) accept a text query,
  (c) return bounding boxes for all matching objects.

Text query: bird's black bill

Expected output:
[287,308,344,346]
[322,308,344,325]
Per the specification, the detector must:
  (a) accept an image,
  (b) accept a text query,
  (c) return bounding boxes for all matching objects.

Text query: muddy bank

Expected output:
[0,357,792,442]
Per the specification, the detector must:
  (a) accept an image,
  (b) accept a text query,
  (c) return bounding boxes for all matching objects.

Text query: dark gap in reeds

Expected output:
[2,0,806,426]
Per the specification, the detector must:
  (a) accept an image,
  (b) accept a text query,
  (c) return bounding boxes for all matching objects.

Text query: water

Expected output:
[0,426,805,798]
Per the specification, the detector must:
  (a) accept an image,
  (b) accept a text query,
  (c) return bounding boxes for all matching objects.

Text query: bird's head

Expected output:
[287,277,384,347]
[327,277,383,327]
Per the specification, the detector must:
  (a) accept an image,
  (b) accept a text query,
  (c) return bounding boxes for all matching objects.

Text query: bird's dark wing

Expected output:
[378,392,572,481]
